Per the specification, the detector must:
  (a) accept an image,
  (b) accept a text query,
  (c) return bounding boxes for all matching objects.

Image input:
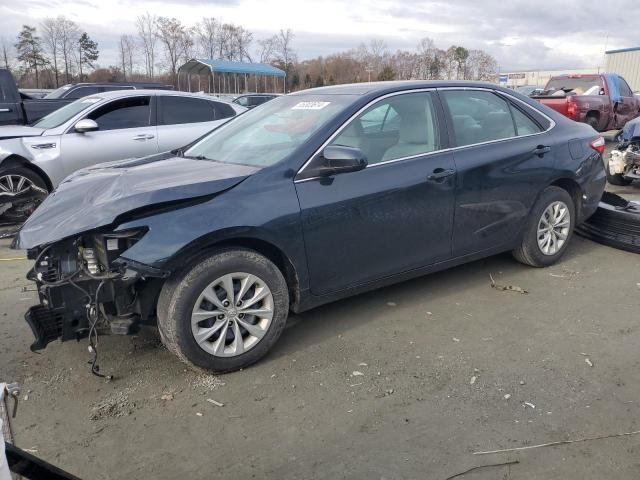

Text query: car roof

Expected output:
[290,80,502,96]
[88,89,237,103]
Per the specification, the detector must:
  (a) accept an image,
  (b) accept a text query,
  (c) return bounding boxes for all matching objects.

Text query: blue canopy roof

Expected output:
[179,59,285,77]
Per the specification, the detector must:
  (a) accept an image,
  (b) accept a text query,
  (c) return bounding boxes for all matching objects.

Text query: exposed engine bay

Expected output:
[24,229,166,375]
[609,141,640,181]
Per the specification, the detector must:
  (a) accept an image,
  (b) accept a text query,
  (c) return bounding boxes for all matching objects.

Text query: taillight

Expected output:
[566,97,578,119]
[590,136,605,154]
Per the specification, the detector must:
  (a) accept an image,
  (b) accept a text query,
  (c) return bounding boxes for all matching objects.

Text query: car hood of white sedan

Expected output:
[0,125,45,140]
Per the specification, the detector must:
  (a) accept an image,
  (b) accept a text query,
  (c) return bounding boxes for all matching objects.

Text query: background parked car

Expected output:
[515,85,544,97]
[0,90,245,222]
[0,68,174,126]
[15,81,606,373]
[532,73,640,131]
[232,93,280,108]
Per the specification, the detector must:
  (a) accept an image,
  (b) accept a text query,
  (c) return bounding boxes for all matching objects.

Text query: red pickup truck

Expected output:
[532,74,640,131]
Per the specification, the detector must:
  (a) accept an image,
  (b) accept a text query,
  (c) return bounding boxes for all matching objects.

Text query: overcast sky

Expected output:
[1,0,636,72]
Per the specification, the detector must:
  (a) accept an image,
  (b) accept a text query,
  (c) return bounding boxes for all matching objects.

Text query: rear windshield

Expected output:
[32,96,103,129]
[542,77,603,96]
[43,85,73,99]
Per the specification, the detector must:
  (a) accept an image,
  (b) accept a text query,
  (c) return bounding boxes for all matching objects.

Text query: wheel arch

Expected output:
[165,231,302,312]
[549,177,583,220]
[0,154,53,191]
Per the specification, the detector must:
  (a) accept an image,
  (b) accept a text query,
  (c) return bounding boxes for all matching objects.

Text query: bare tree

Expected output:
[136,13,158,78]
[257,36,276,63]
[118,35,136,80]
[57,16,80,83]
[156,17,191,85]
[41,18,62,86]
[1,37,14,71]
[193,17,218,59]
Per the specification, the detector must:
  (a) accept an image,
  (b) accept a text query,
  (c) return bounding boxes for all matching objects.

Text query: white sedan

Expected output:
[0,90,246,221]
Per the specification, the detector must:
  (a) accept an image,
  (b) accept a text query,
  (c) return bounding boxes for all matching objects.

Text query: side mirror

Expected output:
[318,146,368,176]
[74,119,99,133]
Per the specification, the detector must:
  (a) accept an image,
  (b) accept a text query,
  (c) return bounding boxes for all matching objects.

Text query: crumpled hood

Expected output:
[15,152,259,249]
[0,125,45,140]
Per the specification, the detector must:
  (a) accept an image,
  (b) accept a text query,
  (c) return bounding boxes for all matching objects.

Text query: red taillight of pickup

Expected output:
[566,96,578,120]
[589,136,605,154]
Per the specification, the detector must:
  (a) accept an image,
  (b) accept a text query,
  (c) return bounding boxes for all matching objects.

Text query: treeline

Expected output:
[1,14,497,91]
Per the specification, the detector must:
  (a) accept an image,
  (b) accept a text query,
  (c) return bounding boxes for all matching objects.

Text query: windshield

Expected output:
[32,96,103,129]
[43,85,73,99]
[543,76,603,96]
[184,94,357,167]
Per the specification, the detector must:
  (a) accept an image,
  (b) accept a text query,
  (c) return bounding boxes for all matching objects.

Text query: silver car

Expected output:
[0,90,246,221]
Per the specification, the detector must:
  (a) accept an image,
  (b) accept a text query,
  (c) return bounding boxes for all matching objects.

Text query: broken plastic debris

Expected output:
[196,412,203,417]
[489,274,528,294]
[206,398,224,407]
[452,337,461,342]
[585,358,594,367]
[358,362,368,367]
[524,402,536,409]
[352,371,364,376]
[470,376,477,385]
[504,394,511,400]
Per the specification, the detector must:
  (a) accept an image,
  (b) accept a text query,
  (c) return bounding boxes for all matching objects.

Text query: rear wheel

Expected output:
[157,248,289,373]
[586,114,599,131]
[0,167,48,223]
[513,186,575,267]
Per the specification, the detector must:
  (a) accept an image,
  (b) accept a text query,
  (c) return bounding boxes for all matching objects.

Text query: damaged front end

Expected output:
[25,228,167,352]
[609,142,640,181]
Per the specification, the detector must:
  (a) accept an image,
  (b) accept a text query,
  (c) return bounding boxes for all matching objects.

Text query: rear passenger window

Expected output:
[443,90,516,146]
[212,101,237,119]
[511,106,542,136]
[330,91,439,165]
[159,96,214,125]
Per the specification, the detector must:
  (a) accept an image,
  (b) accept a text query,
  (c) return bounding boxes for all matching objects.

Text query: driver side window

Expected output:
[330,92,440,165]
[86,96,151,131]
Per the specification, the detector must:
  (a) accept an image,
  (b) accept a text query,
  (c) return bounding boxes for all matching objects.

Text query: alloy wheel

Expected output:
[0,174,35,197]
[537,201,570,255]
[191,272,274,357]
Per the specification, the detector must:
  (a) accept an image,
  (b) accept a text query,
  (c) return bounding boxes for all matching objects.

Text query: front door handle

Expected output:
[133,134,155,141]
[427,168,455,182]
[533,145,551,156]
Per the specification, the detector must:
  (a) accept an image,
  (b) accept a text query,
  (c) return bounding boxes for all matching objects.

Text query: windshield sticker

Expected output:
[291,101,330,110]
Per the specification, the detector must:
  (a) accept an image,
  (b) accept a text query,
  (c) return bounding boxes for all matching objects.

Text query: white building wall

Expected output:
[500,67,603,88]
[605,49,640,92]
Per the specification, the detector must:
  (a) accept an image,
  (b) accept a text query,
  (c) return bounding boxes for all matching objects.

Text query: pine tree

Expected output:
[78,32,99,81]
[15,25,48,87]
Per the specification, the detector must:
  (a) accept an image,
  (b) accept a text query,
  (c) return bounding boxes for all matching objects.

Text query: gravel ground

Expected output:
[1,141,639,479]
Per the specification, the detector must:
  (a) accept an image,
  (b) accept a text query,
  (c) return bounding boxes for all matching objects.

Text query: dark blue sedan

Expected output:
[17,81,606,373]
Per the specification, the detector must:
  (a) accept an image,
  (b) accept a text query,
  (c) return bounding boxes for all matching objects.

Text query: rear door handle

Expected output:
[427,168,455,182]
[533,145,551,156]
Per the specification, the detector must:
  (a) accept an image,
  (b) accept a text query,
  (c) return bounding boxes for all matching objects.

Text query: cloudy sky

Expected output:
[1,0,636,72]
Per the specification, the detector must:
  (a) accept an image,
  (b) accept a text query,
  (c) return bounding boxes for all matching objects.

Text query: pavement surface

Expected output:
[0,142,639,479]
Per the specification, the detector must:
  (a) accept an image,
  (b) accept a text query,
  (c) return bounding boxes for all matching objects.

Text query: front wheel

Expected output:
[157,248,289,373]
[0,166,49,222]
[512,186,575,267]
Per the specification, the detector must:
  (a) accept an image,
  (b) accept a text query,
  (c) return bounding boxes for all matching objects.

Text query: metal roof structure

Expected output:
[605,46,640,55]
[179,59,285,77]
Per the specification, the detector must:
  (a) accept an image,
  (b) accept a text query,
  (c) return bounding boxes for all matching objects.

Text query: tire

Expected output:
[605,160,633,186]
[0,166,49,222]
[575,192,640,253]
[157,248,290,373]
[586,114,599,131]
[512,186,575,267]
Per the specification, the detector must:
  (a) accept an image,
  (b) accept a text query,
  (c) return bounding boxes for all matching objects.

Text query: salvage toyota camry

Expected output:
[14,81,606,373]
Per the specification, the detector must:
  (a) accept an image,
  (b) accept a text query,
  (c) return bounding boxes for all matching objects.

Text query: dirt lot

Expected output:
[1,147,640,479]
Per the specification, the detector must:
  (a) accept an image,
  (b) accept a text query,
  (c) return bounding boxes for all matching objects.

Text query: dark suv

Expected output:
[44,82,174,100]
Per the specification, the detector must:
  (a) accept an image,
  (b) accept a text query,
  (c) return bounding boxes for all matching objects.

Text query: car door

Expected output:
[60,95,157,175]
[155,96,230,152]
[294,90,456,295]
[439,88,556,257]
[615,77,638,128]
[0,70,22,126]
